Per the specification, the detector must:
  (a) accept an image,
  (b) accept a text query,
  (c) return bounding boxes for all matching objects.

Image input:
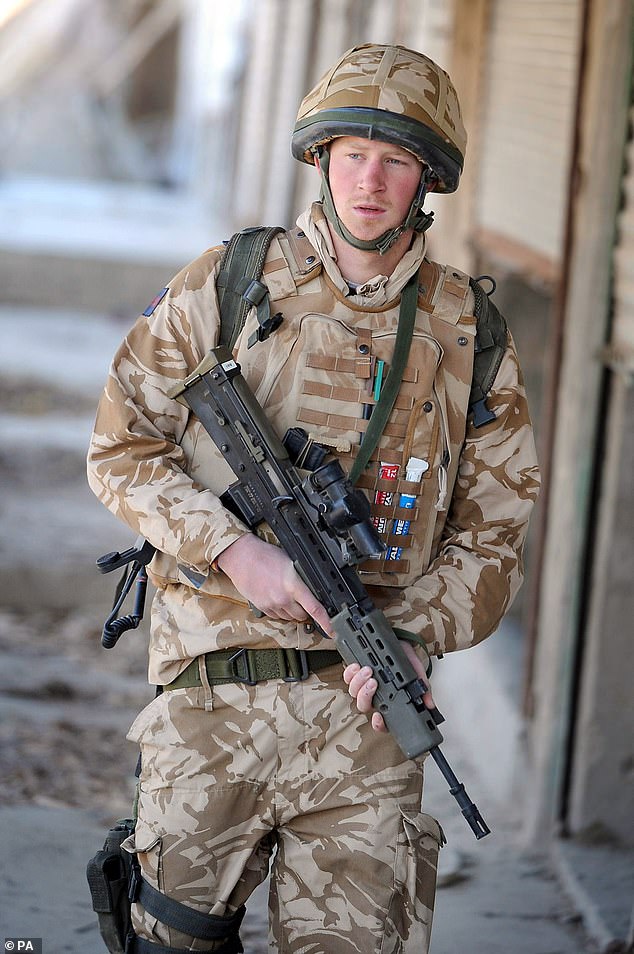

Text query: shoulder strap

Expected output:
[216,226,285,352]
[468,277,508,427]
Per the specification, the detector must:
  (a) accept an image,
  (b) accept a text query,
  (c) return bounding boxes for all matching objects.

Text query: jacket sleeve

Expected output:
[86,249,251,578]
[383,336,540,655]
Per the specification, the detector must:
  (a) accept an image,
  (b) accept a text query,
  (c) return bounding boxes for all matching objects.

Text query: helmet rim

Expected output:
[292,106,463,193]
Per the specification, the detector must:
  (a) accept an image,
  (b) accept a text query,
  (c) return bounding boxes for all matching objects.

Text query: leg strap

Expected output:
[128,934,243,954]
[128,862,245,950]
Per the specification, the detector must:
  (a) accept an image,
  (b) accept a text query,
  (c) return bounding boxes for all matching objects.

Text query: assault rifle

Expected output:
[160,345,489,839]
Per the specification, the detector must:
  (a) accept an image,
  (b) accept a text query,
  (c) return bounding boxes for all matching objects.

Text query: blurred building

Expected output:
[236,11,634,949]
[1,0,632,947]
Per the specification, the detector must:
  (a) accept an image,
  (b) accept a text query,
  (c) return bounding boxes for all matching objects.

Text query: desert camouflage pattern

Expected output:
[293,43,466,188]
[88,201,538,951]
[123,664,444,952]
[87,202,539,685]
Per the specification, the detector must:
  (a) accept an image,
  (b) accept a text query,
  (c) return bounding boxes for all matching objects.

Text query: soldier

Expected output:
[88,43,539,954]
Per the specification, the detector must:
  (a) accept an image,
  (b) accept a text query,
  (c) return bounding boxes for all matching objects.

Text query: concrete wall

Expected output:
[567,378,634,844]
[523,0,634,849]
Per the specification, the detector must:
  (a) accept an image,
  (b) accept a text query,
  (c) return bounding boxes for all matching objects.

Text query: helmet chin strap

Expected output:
[316,147,435,255]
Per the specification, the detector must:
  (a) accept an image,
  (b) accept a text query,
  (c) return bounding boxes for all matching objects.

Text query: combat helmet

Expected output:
[292,43,467,253]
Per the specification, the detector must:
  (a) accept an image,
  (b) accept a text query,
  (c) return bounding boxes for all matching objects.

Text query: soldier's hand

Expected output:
[343,639,435,732]
[216,534,333,635]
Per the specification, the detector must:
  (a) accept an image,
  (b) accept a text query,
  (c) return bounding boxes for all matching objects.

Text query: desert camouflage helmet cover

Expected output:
[292,43,467,193]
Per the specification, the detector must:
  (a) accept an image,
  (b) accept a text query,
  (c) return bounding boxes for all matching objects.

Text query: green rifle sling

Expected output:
[349,271,419,484]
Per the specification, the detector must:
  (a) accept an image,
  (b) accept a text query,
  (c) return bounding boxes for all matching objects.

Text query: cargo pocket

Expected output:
[381,810,445,954]
[126,694,165,746]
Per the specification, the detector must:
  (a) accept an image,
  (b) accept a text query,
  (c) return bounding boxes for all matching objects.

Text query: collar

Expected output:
[296,203,427,308]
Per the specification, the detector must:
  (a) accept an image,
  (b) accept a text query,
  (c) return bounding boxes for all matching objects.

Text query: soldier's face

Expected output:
[324,137,422,243]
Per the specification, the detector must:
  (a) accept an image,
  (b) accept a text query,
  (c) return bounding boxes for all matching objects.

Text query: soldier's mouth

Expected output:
[353,205,387,217]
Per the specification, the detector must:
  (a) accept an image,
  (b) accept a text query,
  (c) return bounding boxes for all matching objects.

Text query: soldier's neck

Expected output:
[329,227,414,285]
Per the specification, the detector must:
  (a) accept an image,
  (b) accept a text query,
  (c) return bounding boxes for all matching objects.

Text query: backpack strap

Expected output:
[216,226,285,352]
[468,276,508,427]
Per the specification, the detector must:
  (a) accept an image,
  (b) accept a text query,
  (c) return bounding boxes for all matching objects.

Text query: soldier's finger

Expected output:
[297,593,334,636]
[342,663,361,684]
[355,675,377,713]
[345,666,373,699]
[371,712,387,733]
[423,688,435,709]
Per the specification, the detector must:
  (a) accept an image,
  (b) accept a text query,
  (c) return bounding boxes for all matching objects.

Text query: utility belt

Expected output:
[164,647,342,690]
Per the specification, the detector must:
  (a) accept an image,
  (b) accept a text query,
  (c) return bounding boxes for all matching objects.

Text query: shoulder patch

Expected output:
[143,287,169,317]
[426,263,471,327]
[417,259,441,312]
[281,228,322,286]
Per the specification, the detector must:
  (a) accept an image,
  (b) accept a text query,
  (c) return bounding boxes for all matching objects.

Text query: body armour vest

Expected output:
[149,227,483,600]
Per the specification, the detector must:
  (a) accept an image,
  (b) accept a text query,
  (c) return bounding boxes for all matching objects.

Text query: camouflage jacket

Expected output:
[87,211,540,685]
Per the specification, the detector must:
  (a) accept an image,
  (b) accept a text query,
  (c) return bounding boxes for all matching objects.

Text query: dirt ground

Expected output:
[0,347,149,820]
[0,603,147,821]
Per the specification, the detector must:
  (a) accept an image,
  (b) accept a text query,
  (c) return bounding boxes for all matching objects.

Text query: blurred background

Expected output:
[0,0,632,951]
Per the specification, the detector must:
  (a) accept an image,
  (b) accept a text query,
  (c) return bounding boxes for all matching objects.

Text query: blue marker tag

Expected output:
[393,519,410,536]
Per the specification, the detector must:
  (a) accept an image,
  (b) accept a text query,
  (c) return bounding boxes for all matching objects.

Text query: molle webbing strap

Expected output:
[217,226,285,352]
[468,277,508,427]
[349,271,419,484]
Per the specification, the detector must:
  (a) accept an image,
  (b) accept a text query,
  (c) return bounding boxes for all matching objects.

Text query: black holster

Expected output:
[87,818,136,954]
[87,819,245,954]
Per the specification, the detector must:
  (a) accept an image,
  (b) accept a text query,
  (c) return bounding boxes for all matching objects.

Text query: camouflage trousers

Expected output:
[124,660,444,953]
